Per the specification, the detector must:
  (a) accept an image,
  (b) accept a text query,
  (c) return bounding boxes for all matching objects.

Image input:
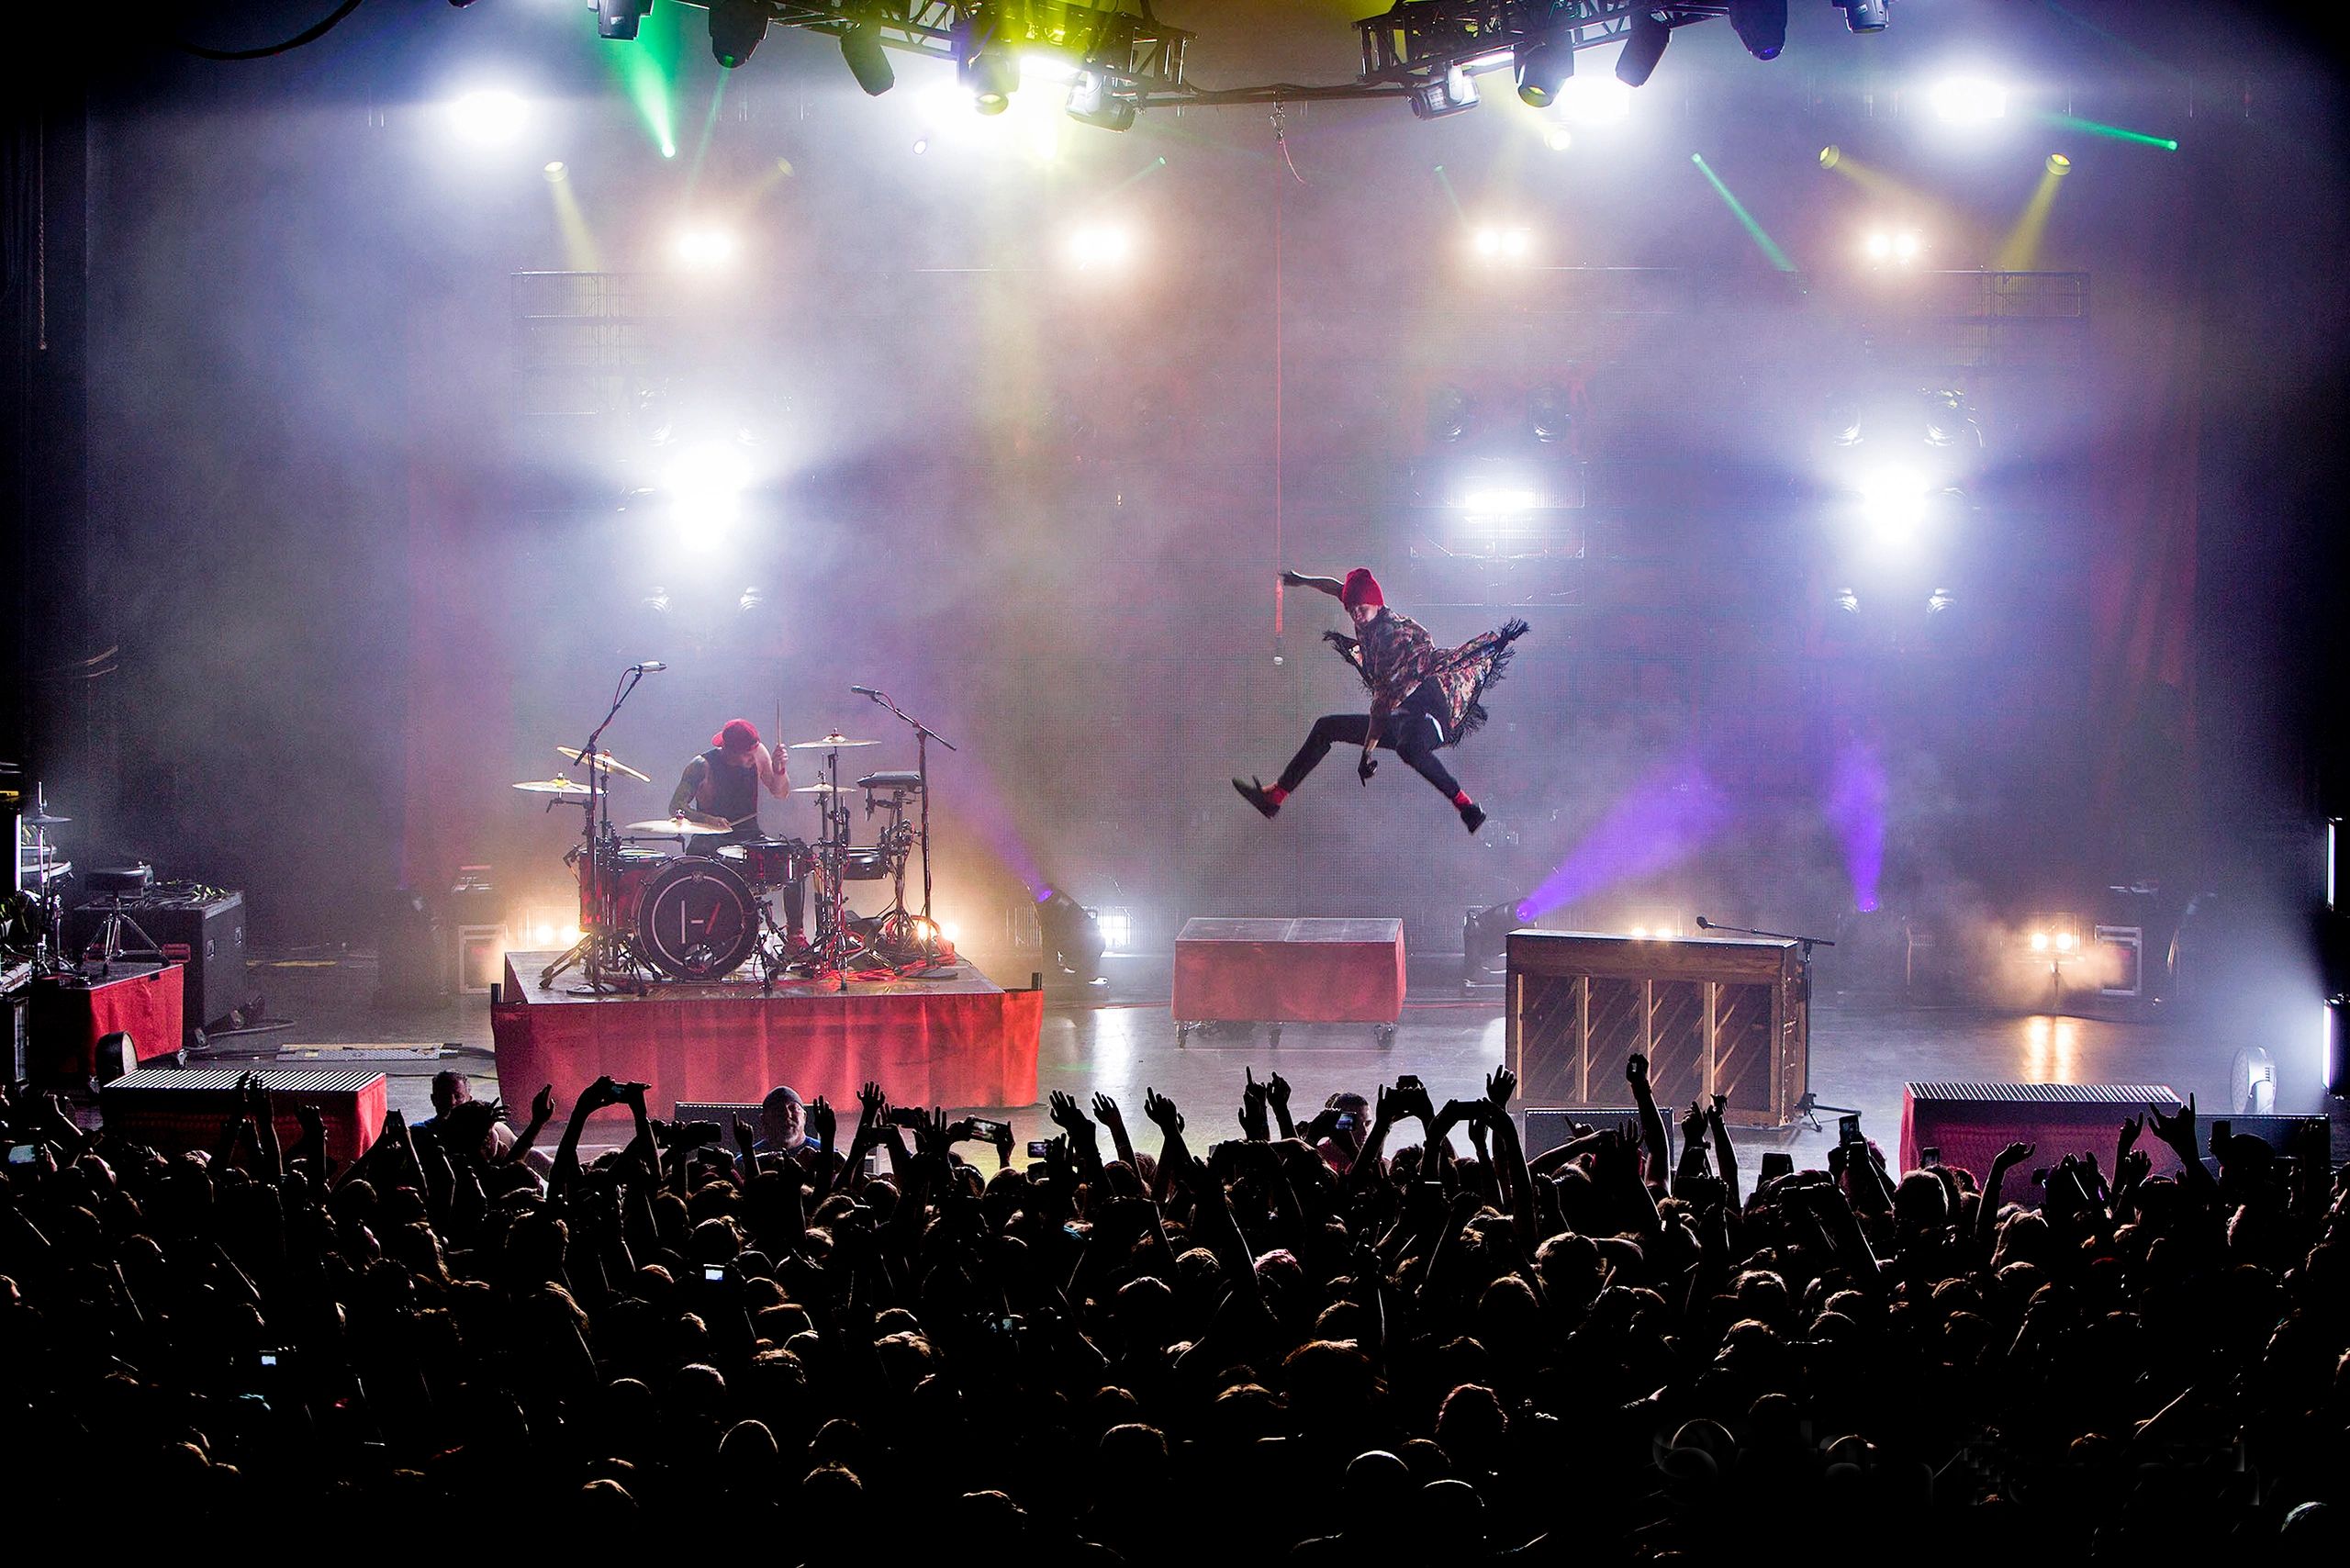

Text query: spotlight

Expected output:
[1426,385,1472,443]
[2056,931,2077,952]
[449,89,525,147]
[1864,231,1892,261]
[1929,76,2008,124]
[543,161,567,182]
[672,226,739,272]
[2045,151,2072,176]
[1471,225,1533,263]
[1558,75,1630,125]
[1835,587,1861,613]
[1863,228,1922,266]
[958,20,1018,115]
[596,0,652,41]
[2030,930,2050,952]
[1921,388,1979,448]
[1460,487,1541,521]
[1410,64,1479,120]
[1543,125,1573,152]
[840,24,895,96]
[1819,144,1841,169]
[708,0,768,69]
[1529,385,1572,442]
[1063,221,1136,273]
[1095,908,1134,950]
[1616,9,1672,88]
[1927,587,1954,613]
[1067,68,1137,131]
[1514,33,1572,108]
[1038,890,1105,982]
[1895,230,1921,262]
[1729,0,1788,62]
[1833,0,1890,31]
[666,442,751,530]
[1853,466,1930,536]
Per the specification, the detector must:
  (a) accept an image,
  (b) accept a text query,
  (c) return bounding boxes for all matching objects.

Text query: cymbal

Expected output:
[791,783,856,794]
[624,815,732,836]
[787,734,878,749]
[556,745,653,783]
[513,778,592,797]
[23,811,70,827]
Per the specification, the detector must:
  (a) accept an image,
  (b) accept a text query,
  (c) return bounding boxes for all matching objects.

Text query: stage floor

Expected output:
[196,951,2341,1172]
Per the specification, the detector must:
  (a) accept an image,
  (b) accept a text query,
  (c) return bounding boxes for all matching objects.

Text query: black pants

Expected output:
[1276,700,1460,801]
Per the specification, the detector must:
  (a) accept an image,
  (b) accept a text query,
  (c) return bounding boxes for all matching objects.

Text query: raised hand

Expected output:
[1091,1092,1126,1134]
[1624,1052,1650,1091]
[1391,1078,1437,1126]
[1047,1090,1090,1136]
[2117,1112,2144,1156]
[1238,1069,1271,1140]
[530,1084,556,1126]
[1993,1141,2036,1170]
[1143,1088,1184,1136]
[808,1095,837,1152]
[1484,1066,1516,1114]
[1681,1100,1707,1146]
[2147,1094,2197,1156]
[857,1081,889,1127]
[1708,1092,1727,1126]
[1266,1070,1292,1116]
[733,1115,759,1155]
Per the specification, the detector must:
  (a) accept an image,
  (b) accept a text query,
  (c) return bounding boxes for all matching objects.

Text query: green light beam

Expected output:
[686,73,729,190]
[1690,154,1796,272]
[1107,155,1169,194]
[598,3,681,157]
[1431,164,1466,223]
[2040,111,2177,151]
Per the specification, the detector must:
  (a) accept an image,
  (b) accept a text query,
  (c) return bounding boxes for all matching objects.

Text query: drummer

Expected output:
[668,718,789,845]
[669,718,804,944]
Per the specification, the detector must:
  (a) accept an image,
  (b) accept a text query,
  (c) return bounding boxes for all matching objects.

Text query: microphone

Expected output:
[1695,915,1713,930]
[632,661,667,672]
[849,684,879,697]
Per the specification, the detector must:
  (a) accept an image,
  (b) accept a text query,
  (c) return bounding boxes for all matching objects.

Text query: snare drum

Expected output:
[717,836,808,890]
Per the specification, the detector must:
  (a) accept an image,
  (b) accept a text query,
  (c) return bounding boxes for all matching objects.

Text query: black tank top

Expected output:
[698,747,759,830]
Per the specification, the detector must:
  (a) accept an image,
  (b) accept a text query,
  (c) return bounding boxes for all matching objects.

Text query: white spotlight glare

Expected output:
[1543,124,1573,152]
[1502,227,1531,259]
[1864,230,1893,261]
[449,89,527,147]
[1930,76,2009,125]
[666,442,751,531]
[1064,221,1136,273]
[2055,931,2077,952]
[1558,74,1630,126]
[1473,227,1503,257]
[672,226,740,272]
[1894,230,1921,262]
[1853,466,1930,538]
[2030,931,2051,952]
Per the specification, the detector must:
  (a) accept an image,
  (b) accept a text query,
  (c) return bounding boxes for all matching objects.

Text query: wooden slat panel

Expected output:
[1649,980,1705,1108]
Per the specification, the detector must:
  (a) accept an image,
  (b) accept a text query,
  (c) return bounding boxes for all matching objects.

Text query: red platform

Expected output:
[1900,1081,2186,1204]
[29,963,185,1081]
[102,1067,386,1165]
[492,954,1043,1112]
[1172,917,1405,1024]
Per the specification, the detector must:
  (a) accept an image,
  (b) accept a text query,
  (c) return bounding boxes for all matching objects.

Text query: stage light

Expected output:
[1514,32,1572,108]
[1616,9,1671,88]
[1853,466,1930,536]
[449,89,526,147]
[1729,0,1787,61]
[1558,74,1630,125]
[2042,113,2175,151]
[666,442,751,530]
[1863,228,1923,266]
[1835,587,1861,613]
[1543,125,1573,152]
[1063,221,1136,273]
[1067,68,1137,131]
[912,137,928,154]
[1819,144,1841,170]
[1461,487,1541,520]
[1038,890,1105,982]
[1096,908,1134,950]
[596,0,652,40]
[1529,386,1572,443]
[1471,225,1533,263]
[1427,385,1472,443]
[2046,151,2071,176]
[1927,587,1954,613]
[708,0,767,68]
[1833,0,1889,31]
[533,922,555,946]
[2030,930,2050,952]
[1922,388,1979,448]
[840,24,895,96]
[543,161,566,182]
[958,21,1019,115]
[672,226,739,272]
[2056,931,2076,952]
[1929,76,2008,125]
[1411,63,1480,120]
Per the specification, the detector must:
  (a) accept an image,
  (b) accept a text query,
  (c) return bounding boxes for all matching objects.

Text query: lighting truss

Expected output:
[1356,3,1735,97]
[645,3,1192,96]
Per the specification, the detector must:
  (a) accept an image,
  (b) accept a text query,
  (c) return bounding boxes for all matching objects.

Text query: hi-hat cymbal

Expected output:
[513,778,593,797]
[791,782,856,794]
[556,745,653,783]
[624,815,732,836]
[787,734,878,749]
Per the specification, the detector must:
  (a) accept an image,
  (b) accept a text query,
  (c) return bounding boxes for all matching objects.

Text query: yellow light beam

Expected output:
[1994,154,2070,271]
[545,165,600,271]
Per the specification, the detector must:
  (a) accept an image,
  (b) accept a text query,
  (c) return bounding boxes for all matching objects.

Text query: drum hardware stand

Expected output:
[853,686,957,970]
[81,895,164,976]
[543,663,656,994]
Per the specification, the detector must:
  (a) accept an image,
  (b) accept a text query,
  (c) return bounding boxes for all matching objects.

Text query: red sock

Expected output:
[1268,786,1290,805]
[1452,790,1473,809]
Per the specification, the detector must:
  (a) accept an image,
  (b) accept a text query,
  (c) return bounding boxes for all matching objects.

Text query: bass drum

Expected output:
[635,855,758,980]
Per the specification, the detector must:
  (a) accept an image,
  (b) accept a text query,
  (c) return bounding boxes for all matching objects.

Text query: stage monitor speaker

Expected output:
[2210,1113,2333,1161]
[673,1099,763,1126]
[66,890,245,1034]
[1901,1081,2185,1204]
[1521,1104,1640,1159]
[101,1067,386,1164]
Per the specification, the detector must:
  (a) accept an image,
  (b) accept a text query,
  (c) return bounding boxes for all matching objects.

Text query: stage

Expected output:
[489,953,1042,1114]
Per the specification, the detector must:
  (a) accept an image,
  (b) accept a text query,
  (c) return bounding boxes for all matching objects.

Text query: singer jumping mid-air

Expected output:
[1235,567,1528,834]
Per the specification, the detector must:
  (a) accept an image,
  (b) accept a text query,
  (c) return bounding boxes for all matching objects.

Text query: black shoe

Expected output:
[1233,777,1280,819]
[1460,801,1487,835]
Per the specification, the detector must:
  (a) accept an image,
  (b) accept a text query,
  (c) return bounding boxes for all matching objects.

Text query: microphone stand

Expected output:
[545,665,649,994]
[856,687,957,970]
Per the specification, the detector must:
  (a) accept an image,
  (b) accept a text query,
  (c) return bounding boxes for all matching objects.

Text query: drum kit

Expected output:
[520,669,957,994]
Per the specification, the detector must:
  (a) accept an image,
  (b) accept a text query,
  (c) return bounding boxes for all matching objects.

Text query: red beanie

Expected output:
[1340,567,1384,610]
[713,719,761,752]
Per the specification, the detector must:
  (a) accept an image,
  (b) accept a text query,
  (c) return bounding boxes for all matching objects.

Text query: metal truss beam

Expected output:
[1355,3,1731,90]
[661,2,1192,93]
